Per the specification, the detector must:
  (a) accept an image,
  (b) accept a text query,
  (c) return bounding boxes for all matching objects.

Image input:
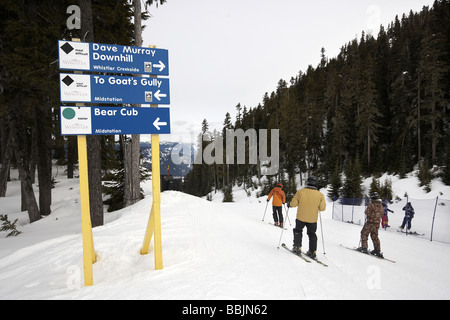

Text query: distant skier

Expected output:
[381,200,394,229]
[267,183,286,228]
[399,202,415,231]
[356,193,385,257]
[287,176,326,259]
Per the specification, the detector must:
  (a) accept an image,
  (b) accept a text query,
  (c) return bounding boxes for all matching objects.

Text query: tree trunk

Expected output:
[87,135,103,227]
[134,0,142,47]
[34,104,52,216]
[417,73,421,165]
[80,0,104,227]
[431,91,436,165]
[367,128,371,167]
[123,135,142,206]
[67,136,77,179]
[8,109,41,223]
[0,135,12,197]
[123,0,143,207]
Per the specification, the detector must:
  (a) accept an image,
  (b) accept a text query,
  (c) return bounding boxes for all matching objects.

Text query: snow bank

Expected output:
[1,170,450,300]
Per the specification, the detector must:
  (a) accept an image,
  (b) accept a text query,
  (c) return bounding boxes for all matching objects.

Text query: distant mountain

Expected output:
[140,141,195,177]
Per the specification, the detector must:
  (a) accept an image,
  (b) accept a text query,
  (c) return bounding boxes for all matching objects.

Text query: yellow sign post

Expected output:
[140,45,163,270]
[62,39,165,285]
[152,133,163,270]
[72,38,96,286]
[77,134,96,286]
[139,132,163,271]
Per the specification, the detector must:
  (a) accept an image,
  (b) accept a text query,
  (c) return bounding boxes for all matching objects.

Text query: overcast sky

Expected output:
[140,0,435,143]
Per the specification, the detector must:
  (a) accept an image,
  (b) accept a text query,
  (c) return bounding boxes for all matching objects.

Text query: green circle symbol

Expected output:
[63,108,76,120]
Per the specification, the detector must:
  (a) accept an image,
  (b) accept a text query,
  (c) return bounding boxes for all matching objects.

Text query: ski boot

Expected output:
[356,247,369,254]
[292,246,301,254]
[370,250,384,258]
[306,251,317,259]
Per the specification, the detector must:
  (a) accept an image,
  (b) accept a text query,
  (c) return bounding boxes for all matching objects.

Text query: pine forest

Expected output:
[184,1,450,199]
[0,1,449,225]
[0,1,165,224]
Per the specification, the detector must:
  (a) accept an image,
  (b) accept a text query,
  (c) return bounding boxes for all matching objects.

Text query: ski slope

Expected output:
[1,170,450,300]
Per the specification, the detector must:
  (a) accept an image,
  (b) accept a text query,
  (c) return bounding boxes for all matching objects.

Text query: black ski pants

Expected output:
[293,219,317,253]
[272,206,283,224]
[400,216,413,230]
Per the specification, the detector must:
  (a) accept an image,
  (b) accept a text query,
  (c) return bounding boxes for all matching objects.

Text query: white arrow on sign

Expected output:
[154,90,167,101]
[153,61,166,72]
[153,117,168,131]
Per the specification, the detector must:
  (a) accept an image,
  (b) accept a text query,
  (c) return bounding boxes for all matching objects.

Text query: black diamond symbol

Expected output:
[62,75,74,86]
[60,42,74,54]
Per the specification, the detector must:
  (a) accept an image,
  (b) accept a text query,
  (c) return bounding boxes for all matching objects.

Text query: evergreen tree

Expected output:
[235,103,242,128]
[328,162,342,200]
[380,177,394,200]
[0,214,22,237]
[183,119,213,197]
[355,52,383,170]
[222,184,233,202]
[323,58,346,173]
[0,1,72,222]
[80,0,136,226]
[342,155,364,201]
[182,2,450,199]
[418,31,449,165]
[442,145,450,186]
[222,112,233,137]
[369,177,381,199]
[418,160,432,192]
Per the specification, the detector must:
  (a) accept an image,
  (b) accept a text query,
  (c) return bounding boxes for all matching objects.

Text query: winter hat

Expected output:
[306,176,317,187]
[371,192,381,201]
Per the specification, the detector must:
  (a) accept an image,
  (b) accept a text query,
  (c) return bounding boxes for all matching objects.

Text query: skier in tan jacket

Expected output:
[288,176,326,258]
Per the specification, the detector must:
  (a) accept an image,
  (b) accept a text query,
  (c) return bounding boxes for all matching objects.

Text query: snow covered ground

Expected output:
[1,168,450,300]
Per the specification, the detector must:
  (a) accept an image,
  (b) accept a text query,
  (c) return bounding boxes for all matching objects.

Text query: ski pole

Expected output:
[319,210,326,255]
[277,207,289,249]
[262,201,269,221]
[283,203,292,226]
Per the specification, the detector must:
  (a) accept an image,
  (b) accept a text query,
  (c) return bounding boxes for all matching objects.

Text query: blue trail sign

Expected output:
[58,40,169,76]
[60,106,171,135]
[60,73,170,105]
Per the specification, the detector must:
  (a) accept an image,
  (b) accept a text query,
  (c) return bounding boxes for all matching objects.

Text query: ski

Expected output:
[269,222,287,230]
[281,243,311,263]
[397,230,425,236]
[300,251,328,267]
[340,244,396,263]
